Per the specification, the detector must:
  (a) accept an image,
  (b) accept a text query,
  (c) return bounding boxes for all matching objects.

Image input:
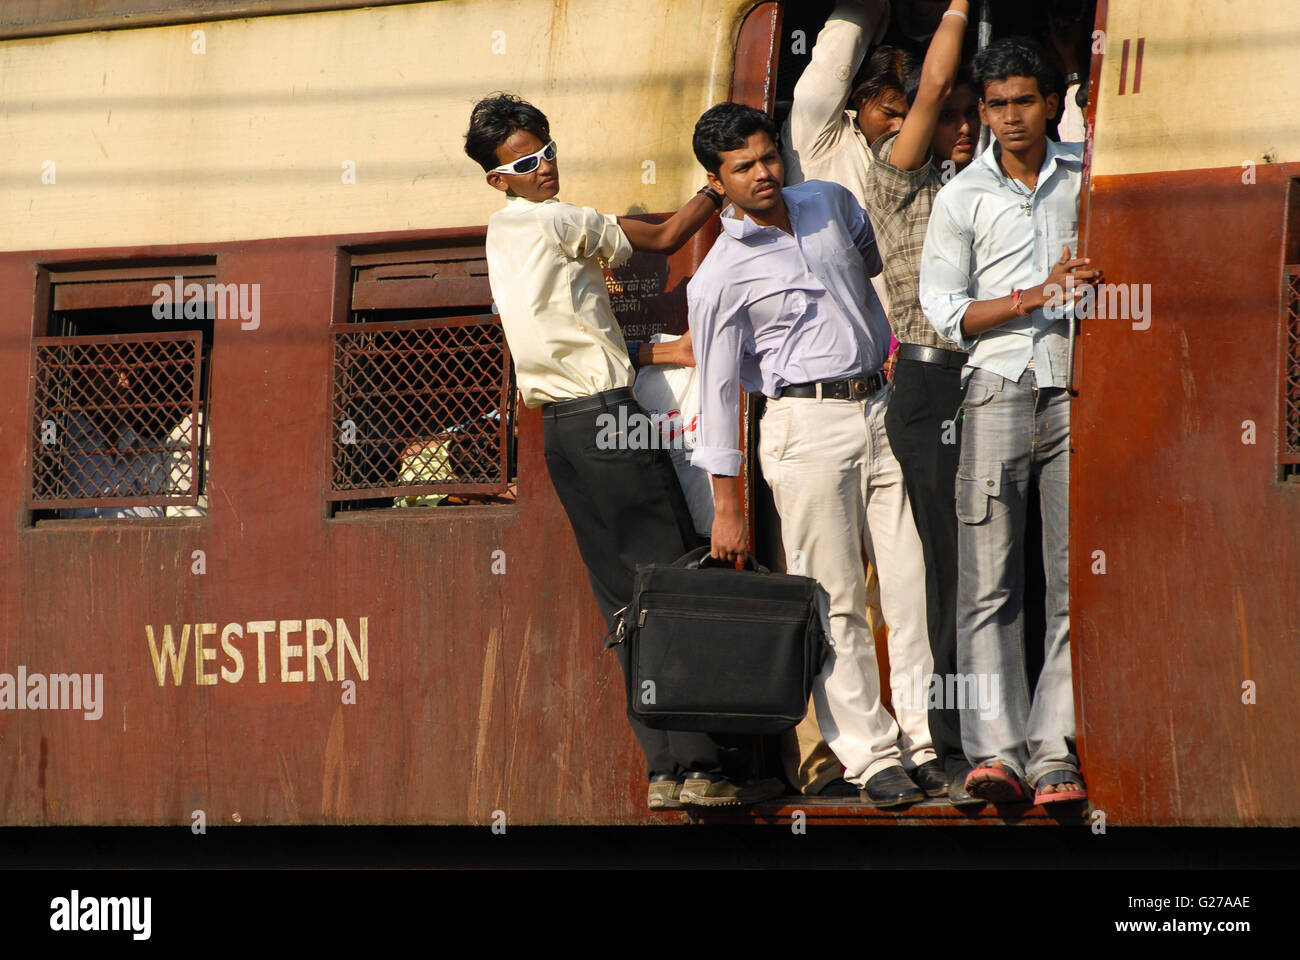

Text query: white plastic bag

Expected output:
[631,334,714,537]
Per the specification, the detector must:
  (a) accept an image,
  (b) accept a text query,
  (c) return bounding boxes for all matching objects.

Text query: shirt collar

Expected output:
[981,137,1080,186]
[719,188,801,240]
[846,109,871,150]
[504,194,558,207]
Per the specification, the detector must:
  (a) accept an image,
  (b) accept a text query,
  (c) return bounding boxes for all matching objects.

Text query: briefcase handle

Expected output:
[672,545,771,575]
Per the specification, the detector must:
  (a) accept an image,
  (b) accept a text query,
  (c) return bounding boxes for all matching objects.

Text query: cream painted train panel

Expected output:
[1091,0,1300,177]
[0,0,753,252]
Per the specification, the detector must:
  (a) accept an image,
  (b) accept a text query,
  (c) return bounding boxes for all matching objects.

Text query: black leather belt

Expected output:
[541,386,635,419]
[897,343,968,369]
[777,371,887,401]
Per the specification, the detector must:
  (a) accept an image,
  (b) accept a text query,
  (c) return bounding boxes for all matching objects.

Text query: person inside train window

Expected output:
[392,435,456,508]
[162,410,209,518]
[464,93,782,810]
[860,0,980,805]
[689,101,936,809]
[60,366,169,519]
[919,36,1103,806]
[61,367,209,519]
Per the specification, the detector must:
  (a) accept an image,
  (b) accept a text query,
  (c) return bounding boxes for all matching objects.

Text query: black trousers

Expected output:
[884,358,967,777]
[542,387,748,782]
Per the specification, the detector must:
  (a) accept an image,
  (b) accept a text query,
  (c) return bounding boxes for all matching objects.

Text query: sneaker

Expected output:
[679,776,784,808]
[647,779,684,810]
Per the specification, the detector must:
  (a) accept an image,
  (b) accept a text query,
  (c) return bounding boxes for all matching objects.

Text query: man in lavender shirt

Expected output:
[687,102,939,807]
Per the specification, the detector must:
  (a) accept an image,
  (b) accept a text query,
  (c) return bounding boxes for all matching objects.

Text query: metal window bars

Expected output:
[328,315,512,500]
[29,332,205,511]
[1283,266,1300,465]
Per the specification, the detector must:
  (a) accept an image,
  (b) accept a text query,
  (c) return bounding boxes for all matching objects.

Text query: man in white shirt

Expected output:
[782,0,897,205]
[464,94,781,810]
[688,101,937,808]
[919,38,1102,806]
[781,0,908,319]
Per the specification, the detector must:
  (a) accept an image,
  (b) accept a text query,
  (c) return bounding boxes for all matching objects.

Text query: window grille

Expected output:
[331,241,515,509]
[1282,266,1300,476]
[329,315,512,500]
[29,332,204,511]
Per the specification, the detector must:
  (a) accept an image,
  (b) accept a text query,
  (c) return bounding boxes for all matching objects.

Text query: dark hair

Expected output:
[464,92,551,172]
[904,62,979,107]
[850,45,917,110]
[971,36,1060,101]
[692,102,780,175]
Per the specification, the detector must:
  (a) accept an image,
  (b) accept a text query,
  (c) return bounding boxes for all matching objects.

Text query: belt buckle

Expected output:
[848,377,869,399]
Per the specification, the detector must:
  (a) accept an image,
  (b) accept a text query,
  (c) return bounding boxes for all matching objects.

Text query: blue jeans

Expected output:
[954,367,1076,787]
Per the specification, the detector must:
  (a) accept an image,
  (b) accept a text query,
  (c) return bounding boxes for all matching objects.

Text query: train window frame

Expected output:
[26,260,216,526]
[326,238,518,518]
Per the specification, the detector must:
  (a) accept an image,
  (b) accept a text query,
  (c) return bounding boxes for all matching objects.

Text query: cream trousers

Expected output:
[760,387,935,784]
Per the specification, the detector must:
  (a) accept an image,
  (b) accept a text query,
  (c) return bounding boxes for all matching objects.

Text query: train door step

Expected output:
[669,795,1089,825]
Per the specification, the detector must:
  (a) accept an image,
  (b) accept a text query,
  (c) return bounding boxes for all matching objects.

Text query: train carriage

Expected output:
[0,0,1295,828]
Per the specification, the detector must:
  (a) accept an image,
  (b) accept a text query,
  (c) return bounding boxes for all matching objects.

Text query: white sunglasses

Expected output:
[490,139,557,175]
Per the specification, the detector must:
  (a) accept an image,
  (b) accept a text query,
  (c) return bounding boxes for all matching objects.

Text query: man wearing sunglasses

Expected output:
[464,93,782,811]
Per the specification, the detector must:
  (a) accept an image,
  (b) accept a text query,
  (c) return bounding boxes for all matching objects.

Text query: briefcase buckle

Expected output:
[603,605,629,648]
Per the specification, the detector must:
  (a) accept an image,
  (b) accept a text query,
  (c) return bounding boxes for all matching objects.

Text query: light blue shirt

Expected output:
[686,180,891,477]
[919,138,1084,386]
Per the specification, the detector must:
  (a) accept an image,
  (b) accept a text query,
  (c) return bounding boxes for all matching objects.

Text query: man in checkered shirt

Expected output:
[860,0,981,806]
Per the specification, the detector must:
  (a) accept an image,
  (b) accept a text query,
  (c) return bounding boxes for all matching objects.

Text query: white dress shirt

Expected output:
[687,180,890,477]
[485,195,634,408]
[919,138,1083,387]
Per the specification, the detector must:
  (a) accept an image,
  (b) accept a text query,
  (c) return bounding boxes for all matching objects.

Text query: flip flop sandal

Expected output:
[964,761,1029,803]
[1034,769,1088,806]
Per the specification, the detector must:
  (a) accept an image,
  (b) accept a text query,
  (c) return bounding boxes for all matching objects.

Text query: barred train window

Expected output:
[1282,178,1300,483]
[1283,265,1299,483]
[329,241,517,513]
[29,264,214,521]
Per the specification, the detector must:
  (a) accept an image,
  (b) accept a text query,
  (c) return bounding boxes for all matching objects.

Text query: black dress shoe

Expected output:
[910,760,951,798]
[860,767,925,808]
[812,777,860,798]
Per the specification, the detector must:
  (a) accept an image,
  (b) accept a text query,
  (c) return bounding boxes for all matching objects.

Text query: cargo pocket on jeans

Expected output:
[955,462,1001,524]
[960,378,998,412]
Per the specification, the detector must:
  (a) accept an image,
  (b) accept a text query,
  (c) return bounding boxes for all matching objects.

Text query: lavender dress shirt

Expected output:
[687,179,890,477]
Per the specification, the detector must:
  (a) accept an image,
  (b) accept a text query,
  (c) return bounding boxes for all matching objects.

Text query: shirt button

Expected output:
[985,479,994,487]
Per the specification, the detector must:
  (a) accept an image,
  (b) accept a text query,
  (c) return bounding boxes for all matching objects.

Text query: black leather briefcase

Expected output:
[607,547,829,735]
